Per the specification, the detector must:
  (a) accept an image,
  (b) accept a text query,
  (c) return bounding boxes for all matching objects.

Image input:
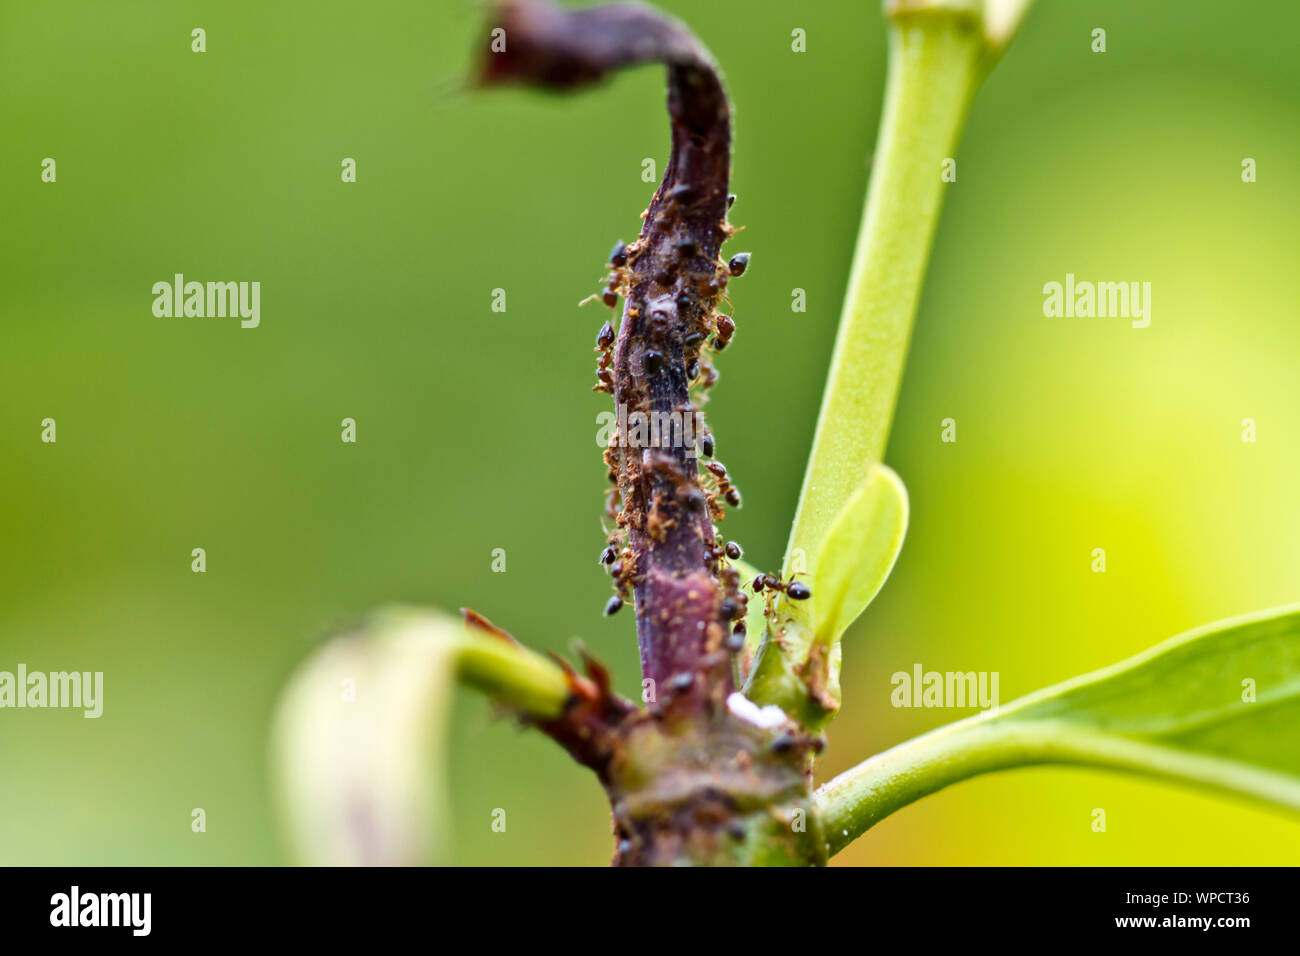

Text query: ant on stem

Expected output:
[751,572,811,602]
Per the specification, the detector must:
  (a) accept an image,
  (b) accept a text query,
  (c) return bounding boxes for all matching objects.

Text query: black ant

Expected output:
[726,619,746,652]
[712,312,735,351]
[703,459,741,508]
[606,239,632,292]
[602,542,630,613]
[592,321,616,394]
[752,572,811,601]
[610,239,628,268]
[580,238,632,314]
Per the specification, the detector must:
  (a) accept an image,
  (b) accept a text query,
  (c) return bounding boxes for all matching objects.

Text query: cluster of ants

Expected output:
[588,239,746,398]
[582,224,812,634]
[597,530,810,638]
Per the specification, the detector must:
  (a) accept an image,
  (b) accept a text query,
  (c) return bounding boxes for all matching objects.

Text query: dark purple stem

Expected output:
[481,1,742,710]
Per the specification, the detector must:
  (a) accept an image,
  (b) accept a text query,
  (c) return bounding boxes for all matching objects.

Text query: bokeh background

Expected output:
[2,0,1297,865]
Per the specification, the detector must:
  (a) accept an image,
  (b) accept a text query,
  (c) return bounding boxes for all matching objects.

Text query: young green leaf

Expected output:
[271,607,568,865]
[811,463,908,650]
[743,465,907,727]
[817,603,1300,856]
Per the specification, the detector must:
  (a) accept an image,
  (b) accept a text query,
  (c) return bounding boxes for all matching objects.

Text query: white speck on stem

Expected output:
[726,692,788,729]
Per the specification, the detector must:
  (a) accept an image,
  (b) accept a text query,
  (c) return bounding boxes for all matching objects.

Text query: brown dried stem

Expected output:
[482,0,744,710]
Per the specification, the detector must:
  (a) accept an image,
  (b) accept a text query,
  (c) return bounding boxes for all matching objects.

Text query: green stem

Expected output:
[784,11,986,575]
[815,715,1300,858]
[747,9,994,726]
[454,635,571,718]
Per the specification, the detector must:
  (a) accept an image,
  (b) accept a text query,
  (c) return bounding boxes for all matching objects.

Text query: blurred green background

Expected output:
[2,0,1297,865]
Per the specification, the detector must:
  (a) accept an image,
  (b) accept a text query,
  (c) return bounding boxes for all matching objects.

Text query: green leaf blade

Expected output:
[811,462,909,650]
[1006,604,1300,756]
[817,603,1300,856]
